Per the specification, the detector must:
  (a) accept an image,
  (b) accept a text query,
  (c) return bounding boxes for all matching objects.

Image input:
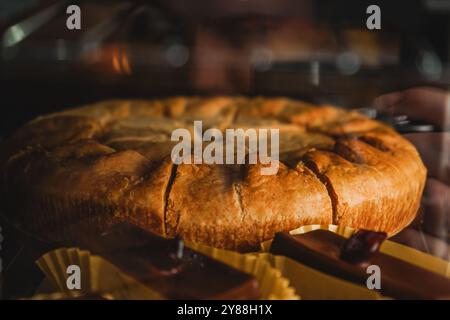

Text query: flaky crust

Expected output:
[0,97,426,250]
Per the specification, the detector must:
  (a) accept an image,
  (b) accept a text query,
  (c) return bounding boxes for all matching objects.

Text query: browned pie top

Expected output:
[0,97,426,251]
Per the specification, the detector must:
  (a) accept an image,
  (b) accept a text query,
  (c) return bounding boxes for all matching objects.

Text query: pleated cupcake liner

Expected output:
[186,242,299,300]
[35,247,164,300]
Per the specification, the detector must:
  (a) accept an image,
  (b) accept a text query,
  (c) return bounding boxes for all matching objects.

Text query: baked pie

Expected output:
[0,97,426,251]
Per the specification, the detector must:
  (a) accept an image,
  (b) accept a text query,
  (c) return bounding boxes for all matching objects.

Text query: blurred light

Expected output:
[112,47,132,75]
[310,61,320,86]
[166,43,189,68]
[417,50,442,81]
[121,52,131,74]
[2,25,25,47]
[336,51,361,75]
[112,51,121,73]
[251,47,273,72]
[356,107,377,119]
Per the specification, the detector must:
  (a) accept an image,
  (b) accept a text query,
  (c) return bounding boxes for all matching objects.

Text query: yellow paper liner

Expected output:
[187,242,299,300]
[35,248,164,300]
[380,241,450,278]
[34,245,299,300]
[260,224,450,299]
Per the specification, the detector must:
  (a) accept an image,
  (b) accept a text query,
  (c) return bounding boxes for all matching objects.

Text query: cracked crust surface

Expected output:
[0,97,426,250]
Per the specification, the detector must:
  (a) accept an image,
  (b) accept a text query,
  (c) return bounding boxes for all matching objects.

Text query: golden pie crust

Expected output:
[0,97,426,251]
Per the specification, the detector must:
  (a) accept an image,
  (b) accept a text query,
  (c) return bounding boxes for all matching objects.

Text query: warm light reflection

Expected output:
[111,47,132,75]
[112,51,120,73]
[121,52,131,74]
